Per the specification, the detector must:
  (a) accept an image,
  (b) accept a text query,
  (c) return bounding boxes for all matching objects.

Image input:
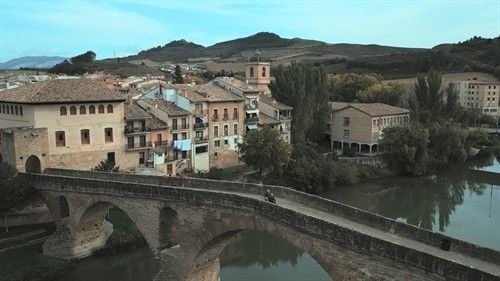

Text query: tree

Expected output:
[428,122,469,165]
[70,51,96,64]
[173,65,184,84]
[239,127,292,175]
[380,124,430,176]
[329,73,380,102]
[444,84,462,120]
[0,163,34,214]
[409,70,445,125]
[92,159,119,172]
[270,63,330,143]
[355,82,405,106]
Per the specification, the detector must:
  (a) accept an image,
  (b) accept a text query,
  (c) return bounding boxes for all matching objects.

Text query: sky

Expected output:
[0,0,499,62]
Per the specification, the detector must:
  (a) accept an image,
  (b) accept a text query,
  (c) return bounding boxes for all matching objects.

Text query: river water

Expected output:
[59,153,500,281]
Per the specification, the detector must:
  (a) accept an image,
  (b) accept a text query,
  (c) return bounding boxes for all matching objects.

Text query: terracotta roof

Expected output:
[259,112,281,125]
[0,78,126,104]
[150,116,168,130]
[259,95,293,110]
[215,77,260,92]
[142,99,191,116]
[124,101,151,120]
[330,102,409,116]
[196,81,245,102]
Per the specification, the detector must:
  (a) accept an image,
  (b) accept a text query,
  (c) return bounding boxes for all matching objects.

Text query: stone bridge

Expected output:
[24,169,500,281]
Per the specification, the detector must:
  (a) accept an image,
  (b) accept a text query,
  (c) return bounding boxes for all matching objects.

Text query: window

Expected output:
[80,129,90,144]
[98,105,105,114]
[373,120,376,126]
[343,129,349,138]
[262,67,266,77]
[55,131,66,147]
[104,128,113,142]
[182,132,187,139]
[173,133,178,141]
[234,137,238,145]
[214,125,219,137]
[139,135,146,147]
[107,104,113,113]
[249,66,254,77]
[344,117,350,126]
[233,108,238,119]
[14,106,18,115]
[214,140,220,147]
[79,105,86,114]
[181,151,187,159]
[223,108,228,120]
[181,118,187,129]
[69,106,76,115]
[6,105,10,114]
[195,145,208,154]
[19,106,23,116]
[172,119,178,130]
[107,152,115,165]
[224,125,228,136]
[213,109,218,120]
[234,124,238,135]
[127,136,134,148]
[156,133,162,145]
[224,139,229,145]
[89,105,95,114]
[139,152,145,165]
[60,106,67,115]
[10,105,13,114]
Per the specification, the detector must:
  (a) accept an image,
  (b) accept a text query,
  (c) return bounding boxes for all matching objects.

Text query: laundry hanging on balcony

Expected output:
[174,139,192,151]
[246,124,258,130]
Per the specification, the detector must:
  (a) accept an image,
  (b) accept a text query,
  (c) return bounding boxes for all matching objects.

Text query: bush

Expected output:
[333,161,360,185]
[0,163,35,213]
[197,168,223,180]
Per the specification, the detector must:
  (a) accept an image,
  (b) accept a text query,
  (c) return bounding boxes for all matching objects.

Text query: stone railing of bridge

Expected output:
[42,168,500,267]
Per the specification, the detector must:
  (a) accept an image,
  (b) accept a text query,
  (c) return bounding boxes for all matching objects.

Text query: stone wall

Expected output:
[29,172,500,281]
[43,168,500,267]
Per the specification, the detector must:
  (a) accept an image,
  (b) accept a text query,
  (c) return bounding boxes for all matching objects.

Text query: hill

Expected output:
[0,56,66,69]
[129,32,426,63]
[321,36,500,79]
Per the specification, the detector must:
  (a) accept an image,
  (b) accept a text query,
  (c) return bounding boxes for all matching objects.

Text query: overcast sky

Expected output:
[1,0,499,62]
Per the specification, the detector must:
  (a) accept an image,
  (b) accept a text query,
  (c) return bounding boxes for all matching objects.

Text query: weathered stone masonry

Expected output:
[26,170,500,281]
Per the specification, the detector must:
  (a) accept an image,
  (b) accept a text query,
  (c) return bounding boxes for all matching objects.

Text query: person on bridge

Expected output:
[264,189,276,204]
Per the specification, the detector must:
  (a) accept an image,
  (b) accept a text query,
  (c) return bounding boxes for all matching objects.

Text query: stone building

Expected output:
[0,78,129,172]
[329,102,410,154]
[455,77,499,117]
[258,95,292,143]
[196,81,245,168]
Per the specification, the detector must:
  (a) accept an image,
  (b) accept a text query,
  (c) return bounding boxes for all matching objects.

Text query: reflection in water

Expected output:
[220,230,331,281]
[322,156,500,250]
[60,248,158,281]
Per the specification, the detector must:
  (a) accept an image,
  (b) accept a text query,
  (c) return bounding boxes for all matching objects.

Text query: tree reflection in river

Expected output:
[220,230,303,268]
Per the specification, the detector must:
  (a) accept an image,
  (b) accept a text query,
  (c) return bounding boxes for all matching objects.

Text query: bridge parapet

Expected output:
[42,168,500,266]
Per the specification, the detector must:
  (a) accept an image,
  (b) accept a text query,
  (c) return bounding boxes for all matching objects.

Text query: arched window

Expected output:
[107,104,113,113]
[249,66,254,77]
[14,106,19,115]
[98,105,105,114]
[70,106,77,115]
[79,105,86,114]
[262,67,266,77]
[6,105,10,114]
[89,105,96,114]
[19,106,23,116]
[10,105,14,114]
[60,106,67,115]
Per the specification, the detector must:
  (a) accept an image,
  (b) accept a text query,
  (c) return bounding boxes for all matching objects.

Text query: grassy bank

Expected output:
[0,208,146,281]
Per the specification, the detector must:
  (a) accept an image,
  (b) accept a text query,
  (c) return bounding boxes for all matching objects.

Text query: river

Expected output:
[57,153,499,281]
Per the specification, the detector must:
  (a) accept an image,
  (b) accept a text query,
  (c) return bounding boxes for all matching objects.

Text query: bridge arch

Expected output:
[25,155,41,173]
[59,196,69,218]
[184,214,339,281]
[76,200,161,255]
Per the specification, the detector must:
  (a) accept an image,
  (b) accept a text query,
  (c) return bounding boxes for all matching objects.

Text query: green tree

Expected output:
[70,51,96,64]
[355,82,405,106]
[409,70,445,124]
[239,127,292,175]
[0,163,34,214]
[173,65,184,84]
[444,84,462,120]
[92,159,119,172]
[270,63,330,143]
[428,122,469,165]
[381,124,430,176]
[329,73,380,102]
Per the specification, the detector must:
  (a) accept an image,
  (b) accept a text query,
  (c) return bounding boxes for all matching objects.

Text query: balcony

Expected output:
[172,124,189,131]
[233,113,239,120]
[194,136,209,143]
[212,114,219,121]
[154,140,171,147]
[125,126,151,134]
[245,104,257,110]
[126,141,152,150]
[223,114,229,121]
[194,122,209,129]
[245,116,259,123]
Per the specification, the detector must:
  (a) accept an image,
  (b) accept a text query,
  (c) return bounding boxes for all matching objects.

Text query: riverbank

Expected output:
[0,208,146,281]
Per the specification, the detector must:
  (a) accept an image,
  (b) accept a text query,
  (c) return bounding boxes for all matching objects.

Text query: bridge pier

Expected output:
[43,219,113,260]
